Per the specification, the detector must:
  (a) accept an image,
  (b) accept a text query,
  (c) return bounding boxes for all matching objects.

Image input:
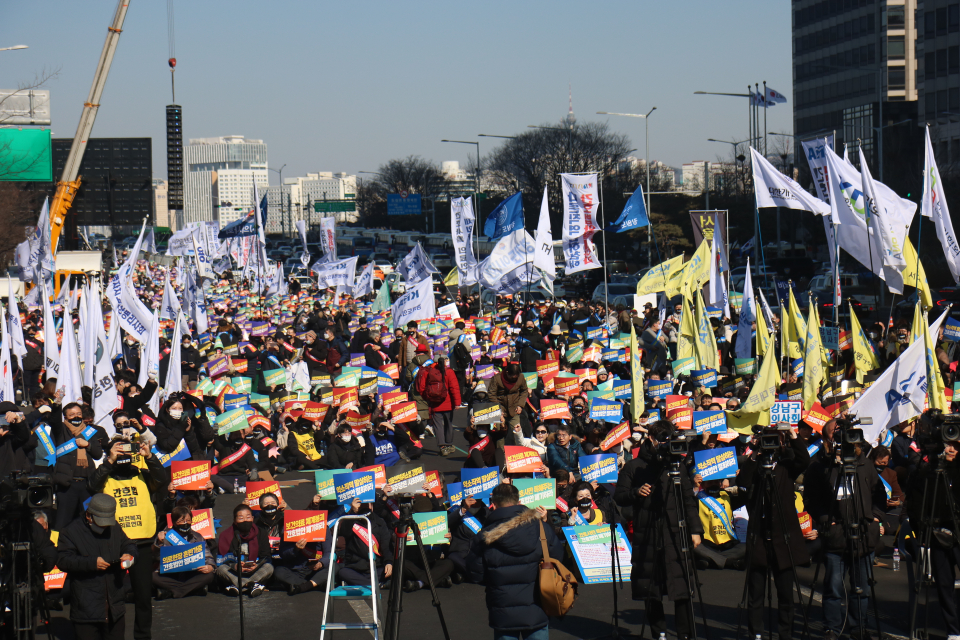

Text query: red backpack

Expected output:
[419,365,448,406]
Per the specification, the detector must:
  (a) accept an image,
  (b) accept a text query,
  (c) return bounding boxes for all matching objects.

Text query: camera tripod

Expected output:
[733,450,811,640]
[805,446,883,640]
[907,453,960,640]
[383,502,450,640]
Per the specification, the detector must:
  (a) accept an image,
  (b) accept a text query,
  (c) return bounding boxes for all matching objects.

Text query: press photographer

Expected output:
[614,420,702,640]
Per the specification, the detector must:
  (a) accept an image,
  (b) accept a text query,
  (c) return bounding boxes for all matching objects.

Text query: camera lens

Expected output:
[943,423,960,443]
[27,486,53,509]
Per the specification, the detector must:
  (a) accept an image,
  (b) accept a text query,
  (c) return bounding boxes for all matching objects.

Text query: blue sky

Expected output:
[2,0,794,184]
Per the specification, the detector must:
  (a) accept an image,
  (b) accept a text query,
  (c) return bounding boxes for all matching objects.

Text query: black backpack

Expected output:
[453,340,472,370]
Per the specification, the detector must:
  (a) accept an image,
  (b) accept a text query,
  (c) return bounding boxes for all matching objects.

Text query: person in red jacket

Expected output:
[418,356,461,457]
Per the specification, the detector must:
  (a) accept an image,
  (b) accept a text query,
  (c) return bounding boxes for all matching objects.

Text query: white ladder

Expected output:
[319,514,381,639]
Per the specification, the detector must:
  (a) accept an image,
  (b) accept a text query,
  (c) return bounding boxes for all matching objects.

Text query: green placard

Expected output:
[406,512,448,545]
[264,368,287,388]
[230,376,253,394]
[314,469,351,499]
[514,479,555,509]
[734,358,756,375]
[215,408,248,435]
[671,357,695,376]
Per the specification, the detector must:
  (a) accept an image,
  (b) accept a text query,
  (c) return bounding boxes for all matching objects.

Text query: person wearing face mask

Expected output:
[89,437,166,640]
[255,493,287,562]
[464,410,501,469]
[151,506,216,600]
[567,397,590,438]
[151,397,192,456]
[486,363,530,430]
[57,494,138,640]
[50,402,107,530]
[567,481,606,526]
[211,426,261,494]
[282,406,324,470]
[325,328,350,370]
[368,420,402,466]
[179,336,202,391]
[216,504,274,597]
[122,333,142,373]
[868,445,904,544]
[327,423,373,470]
[546,425,582,476]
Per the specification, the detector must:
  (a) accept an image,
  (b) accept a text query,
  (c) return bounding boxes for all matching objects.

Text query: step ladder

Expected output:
[319,515,381,639]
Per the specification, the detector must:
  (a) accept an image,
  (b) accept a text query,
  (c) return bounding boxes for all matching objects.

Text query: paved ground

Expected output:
[32,409,943,639]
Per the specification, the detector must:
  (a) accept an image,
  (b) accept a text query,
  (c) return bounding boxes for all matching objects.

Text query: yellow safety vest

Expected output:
[699,491,735,546]
[292,431,322,461]
[102,474,157,540]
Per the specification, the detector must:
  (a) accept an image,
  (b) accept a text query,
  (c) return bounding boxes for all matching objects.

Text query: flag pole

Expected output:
[599,176,609,323]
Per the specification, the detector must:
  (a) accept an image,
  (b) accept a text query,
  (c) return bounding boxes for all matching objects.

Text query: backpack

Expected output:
[537,520,578,617]
[453,340,472,371]
[420,366,448,406]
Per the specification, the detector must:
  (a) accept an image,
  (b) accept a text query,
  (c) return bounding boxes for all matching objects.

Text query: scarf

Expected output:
[67,421,89,468]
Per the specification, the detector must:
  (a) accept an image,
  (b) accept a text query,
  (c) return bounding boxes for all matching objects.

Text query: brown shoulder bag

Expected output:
[537,520,578,617]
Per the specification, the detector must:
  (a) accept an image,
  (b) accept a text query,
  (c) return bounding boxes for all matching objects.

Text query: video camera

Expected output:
[754,423,794,452]
[656,433,693,461]
[917,409,960,447]
[833,414,873,465]
[0,472,53,520]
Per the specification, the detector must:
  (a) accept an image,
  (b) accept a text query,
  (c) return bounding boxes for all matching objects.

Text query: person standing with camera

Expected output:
[614,420,702,640]
[805,420,887,640]
[736,425,812,640]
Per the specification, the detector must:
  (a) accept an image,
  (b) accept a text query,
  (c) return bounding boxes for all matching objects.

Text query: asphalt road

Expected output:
[34,409,941,640]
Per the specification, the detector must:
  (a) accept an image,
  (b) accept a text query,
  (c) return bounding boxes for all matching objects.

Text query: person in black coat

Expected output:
[179,336,202,390]
[466,483,562,638]
[735,428,811,640]
[0,403,38,476]
[57,494,137,640]
[805,432,887,640]
[326,423,373,469]
[614,420,703,640]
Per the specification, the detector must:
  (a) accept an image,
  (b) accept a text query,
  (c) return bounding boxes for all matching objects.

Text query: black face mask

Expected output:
[234,521,253,534]
[68,417,84,427]
[260,506,280,523]
[578,498,592,509]
[875,465,886,474]
[174,523,193,536]
[571,405,586,415]
[376,429,388,437]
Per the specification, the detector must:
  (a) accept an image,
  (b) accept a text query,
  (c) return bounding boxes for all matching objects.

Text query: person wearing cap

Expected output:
[57,493,137,640]
[283,404,324,470]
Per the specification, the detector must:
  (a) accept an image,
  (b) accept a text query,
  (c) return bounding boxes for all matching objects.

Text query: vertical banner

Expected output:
[800,135,835,203]
[688,210,727,249]
[319,218,336,257]
[560,173,602,274]
[451,196,479,286]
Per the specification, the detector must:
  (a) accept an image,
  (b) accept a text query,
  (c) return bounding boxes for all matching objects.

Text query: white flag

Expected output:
[451,197,479,286]
[191,228,214,279]
[849,307,948,443]
[163,313,184,399]
[922,126,960,283]
[750,147,832,218]
[81,285,98,388]
[92,311,120,432]
[391,277,436,326]
[138,310,160,390]
[318,217,336,258]
[534,187,556,278]
[859,147,906,293]
[799,136,835,204]
[40,282,60,377]
[314,256,359,290]
[7,280,25,361]
[735,259,755,359]
[159,273,181,321]
[0,316,14,404]
[478,230,537,291]
[353,261,376,298]
[396,243,438,286]
[560,173,602,274]
[143,227,157,254]
[58,310,83,405]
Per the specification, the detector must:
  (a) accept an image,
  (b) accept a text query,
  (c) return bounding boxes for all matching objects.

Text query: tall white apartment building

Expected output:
[265,171,358,234]
[183,135,268,225]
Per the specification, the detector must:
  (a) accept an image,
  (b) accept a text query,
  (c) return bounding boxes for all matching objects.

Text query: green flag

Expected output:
[372,281,391,314]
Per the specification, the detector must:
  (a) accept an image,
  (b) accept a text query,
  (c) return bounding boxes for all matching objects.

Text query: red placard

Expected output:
[668,407,693,429]
[600,421,631,451]
[798,511,813,535]
[302,401,330,423]
[165,508,216,540]
[391,401,419,424]
[536,359,560,379]
[575,368,598,384]
[245,481,282,510]
[380,363,400,380]
[540,398,571,420]
[44,567,66,591]
[801,402,832,433]
[382,391,409,411]
[424,470,443,498]
[247,414,270,430]
[357,464,387,488]
[170,461,210,490]
[504,446,543,473]
[231,358,249,374]
[283,510,327,542]
[554,376,580,397]
[332,386,359,408]
[666,395,690,412]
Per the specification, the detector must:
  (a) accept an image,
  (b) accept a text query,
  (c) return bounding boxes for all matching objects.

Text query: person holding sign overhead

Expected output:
[151,506,216,600]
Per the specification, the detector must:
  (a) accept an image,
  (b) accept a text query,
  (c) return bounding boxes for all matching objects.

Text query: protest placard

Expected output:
[540,398,571,420]
[693,446,739,481]
[159,543,206,574]
[692,411,726,435]
[406,512,449,545]
[245,481,282,510]
[170,461,210,490]
[647,380,673,398]
[424,470,443,498]
[554,375,580,397]
[562,524,632,584]
[537,359,560,379]
[382,391,408,411]
[691,369,718,388]
[579,454,618,483]
[386,464,426,495]
[589,398,622,423]
[770,400,802,425]
[334,472,377,505]
[390,400,419,423]
[315,469,351,499]
[504,446,543,473]
[461,467,499,502]
[215,408,248,435]
[357,464,387,488]
[668,407,693,429]
[515,478,555,509]
[283,510,327,542]
[472,402,502,425]
[600,421,631,450]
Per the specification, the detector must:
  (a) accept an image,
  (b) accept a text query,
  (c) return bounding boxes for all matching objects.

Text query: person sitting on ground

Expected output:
[216,504,274,598]
[152,505,216,599]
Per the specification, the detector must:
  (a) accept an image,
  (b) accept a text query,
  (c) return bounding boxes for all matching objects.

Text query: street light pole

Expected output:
[442,139,483,313]
[270,164,287,238]
[0,45,28,52]
[597,108,657,266]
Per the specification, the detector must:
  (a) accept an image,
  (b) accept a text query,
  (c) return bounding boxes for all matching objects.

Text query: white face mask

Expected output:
[340,435,352,443]
[630,433,643,442]
[477,430,489,438]
[169,409,183,420]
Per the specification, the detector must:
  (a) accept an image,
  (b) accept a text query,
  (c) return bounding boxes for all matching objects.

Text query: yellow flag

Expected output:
[756,307,770,356]
[802,298,824,411]
[665,241,710,299]
[630,324,644,422]
[786,288,806,359]
[726,409,771,434]
[741,343,778,414]
[850,306,879,383]
[813,302,829,372]
[923,310,948,412]
[443,267,459,287]
[694,290,719,370]
[911,301,924,345]
[636,255,684,296]
[903,239,933,310]
[677,294,696,362]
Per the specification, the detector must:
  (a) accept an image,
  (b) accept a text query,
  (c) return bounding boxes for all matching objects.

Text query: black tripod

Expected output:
[907,454,960,640]
[383,503,450,640]
[734,450,811,640]
[3,541,51,640]
[806,447,883,640]
[586,503,632,639]
[666,458,711,640]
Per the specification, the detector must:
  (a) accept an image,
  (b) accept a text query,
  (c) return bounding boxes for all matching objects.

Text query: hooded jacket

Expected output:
[466,505,564,632]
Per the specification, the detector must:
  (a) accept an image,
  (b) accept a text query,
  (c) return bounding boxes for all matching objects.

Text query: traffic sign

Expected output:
[387,193,421,216]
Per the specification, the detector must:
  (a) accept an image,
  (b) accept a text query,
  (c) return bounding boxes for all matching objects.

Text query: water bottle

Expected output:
[659,634,667,640]
[233,477,239,494]
[893,548,901,572]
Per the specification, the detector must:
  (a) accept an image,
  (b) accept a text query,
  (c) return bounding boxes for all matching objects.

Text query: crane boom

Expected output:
[49,0,130,251]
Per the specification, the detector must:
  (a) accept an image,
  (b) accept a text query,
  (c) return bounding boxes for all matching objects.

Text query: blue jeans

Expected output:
[494,626,549,640]
[823,552,872,633]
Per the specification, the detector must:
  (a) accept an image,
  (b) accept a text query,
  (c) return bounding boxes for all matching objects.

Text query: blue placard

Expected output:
[944,317,960,342]
[334,471,377,505]
[223,393,249,410]
[791,358,804,376]
[446,481,464,510]
[152,439,191,467]
[704,306,723,320]
[647,380,672,399]
[377,385,400,396]
[585,326,603,341]
[579,454,618,483]
[644,409,661,422]
[613,379,631,399]
[562,524,632,584]
[377,372,394,388]
[601,348,619,362]
[589,398,623,423]
[693,446,739,481]
[461,467,499,503]
[691,369,718,389]
[159,542,206,574]
[691,410,726,434]
[387,193,422,216]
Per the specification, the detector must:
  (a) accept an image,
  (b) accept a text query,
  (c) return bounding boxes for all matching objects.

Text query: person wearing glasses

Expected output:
[510,420,549,461]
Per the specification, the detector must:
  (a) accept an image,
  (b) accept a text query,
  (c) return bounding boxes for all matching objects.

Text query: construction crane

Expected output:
[48,0,130,251]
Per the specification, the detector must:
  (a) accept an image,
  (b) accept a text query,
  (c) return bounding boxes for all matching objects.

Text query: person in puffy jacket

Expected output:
[546,424,582,476]
[466,483,563,639]
[417,357,461,457]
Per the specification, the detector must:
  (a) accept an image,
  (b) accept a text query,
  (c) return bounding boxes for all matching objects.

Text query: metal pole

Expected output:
[599,177,609,318]
[704,161,710,210]
[646,114,652,268]
[763,81,768,156]
[878,67,884,181]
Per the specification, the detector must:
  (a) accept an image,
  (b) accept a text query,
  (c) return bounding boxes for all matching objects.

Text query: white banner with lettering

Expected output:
[560,173,602,274]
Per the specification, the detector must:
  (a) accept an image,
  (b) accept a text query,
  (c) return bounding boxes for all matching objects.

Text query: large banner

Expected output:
[391,278,436,325]
[313,256,358,290]
[451,196,478,286]
[319,218,336,256]
[560,173,602,274]
[689,210,727,249]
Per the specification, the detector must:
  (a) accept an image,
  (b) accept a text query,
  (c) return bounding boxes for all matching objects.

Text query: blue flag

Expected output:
[609,185,648,233]
[483,192,524,241]
[218,194,268,239]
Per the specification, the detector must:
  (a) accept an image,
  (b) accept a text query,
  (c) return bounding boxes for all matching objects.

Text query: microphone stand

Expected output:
[587,489,632,639]
[236,542,247,640]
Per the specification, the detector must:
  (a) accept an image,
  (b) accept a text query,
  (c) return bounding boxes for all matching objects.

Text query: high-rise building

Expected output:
[166,105,184,229]
[792,0,918,178]
[152,179,174,229]
[183,135,268,225]
[917,1,960,165]
[265,172,358,234]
